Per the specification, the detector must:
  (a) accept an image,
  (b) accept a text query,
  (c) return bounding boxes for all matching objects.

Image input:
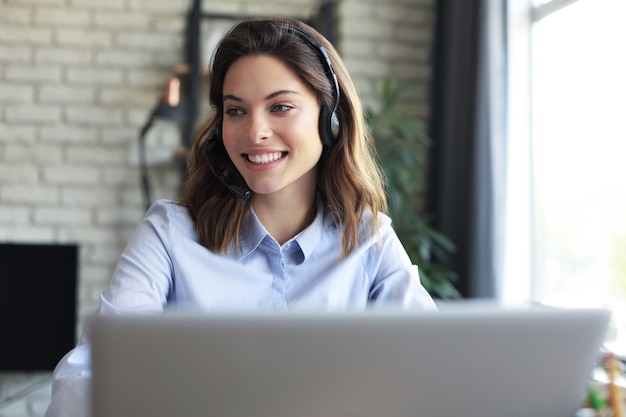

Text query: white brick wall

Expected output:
[0,0,435,413]
[338,0,434,115]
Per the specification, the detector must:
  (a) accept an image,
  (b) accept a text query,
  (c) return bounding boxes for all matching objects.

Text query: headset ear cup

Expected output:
[319,105,339,147]
[330,110,340,141]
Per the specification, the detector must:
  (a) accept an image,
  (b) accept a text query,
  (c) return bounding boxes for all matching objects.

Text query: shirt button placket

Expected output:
[271,243,288,311]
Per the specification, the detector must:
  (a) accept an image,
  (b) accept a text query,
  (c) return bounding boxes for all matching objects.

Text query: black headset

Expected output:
[206,24,341,201]
[288,25,341,147]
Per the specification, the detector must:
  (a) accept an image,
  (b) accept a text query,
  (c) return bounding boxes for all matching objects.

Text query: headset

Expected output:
[288,25,341,147]
[207,24,341,201]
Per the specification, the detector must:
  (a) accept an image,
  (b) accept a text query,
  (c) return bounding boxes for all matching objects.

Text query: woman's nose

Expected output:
[246,113,271,142]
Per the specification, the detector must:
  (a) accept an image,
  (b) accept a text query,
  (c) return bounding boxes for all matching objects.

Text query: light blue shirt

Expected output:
[45,199,436,417]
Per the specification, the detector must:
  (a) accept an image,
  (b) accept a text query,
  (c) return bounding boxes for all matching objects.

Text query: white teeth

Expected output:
[247,152,283,164]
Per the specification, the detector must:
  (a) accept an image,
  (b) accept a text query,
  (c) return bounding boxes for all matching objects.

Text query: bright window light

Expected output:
[530,0,626,355]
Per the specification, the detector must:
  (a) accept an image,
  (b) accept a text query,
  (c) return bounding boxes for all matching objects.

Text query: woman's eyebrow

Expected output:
[265,89,300,100]
[222,90,300,103]
[222,94,242,103]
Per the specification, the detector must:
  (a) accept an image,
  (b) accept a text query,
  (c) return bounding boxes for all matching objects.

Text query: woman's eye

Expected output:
[272,104,292,113]
[225,108,245,116]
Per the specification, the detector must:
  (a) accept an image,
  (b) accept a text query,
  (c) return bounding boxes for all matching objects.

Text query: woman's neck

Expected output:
[252,188,317,246]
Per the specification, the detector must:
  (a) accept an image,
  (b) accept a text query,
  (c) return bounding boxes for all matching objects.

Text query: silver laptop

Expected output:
[90,303,610,417]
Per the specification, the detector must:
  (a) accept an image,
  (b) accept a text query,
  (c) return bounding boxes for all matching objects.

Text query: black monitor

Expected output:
[0,243,78,372]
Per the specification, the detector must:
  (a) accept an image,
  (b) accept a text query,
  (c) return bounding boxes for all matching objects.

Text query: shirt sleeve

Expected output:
[100,201,175,312]
[45,201,176,417]
[367,219,438,311]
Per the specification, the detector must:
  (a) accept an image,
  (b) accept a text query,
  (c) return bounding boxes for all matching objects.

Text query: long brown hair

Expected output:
[178,17,387,257]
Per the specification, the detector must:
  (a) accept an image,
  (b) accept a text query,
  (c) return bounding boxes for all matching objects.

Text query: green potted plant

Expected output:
[366,79,460,298]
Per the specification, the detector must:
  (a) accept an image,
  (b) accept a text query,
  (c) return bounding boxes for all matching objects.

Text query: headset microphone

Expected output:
[204,129,251,202]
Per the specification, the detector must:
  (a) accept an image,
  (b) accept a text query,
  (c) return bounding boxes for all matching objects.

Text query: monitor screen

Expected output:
[0,243,78,371]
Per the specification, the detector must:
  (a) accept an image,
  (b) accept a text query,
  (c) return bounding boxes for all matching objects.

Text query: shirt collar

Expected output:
[290,197,325,261]
[238,197,327,262]
[238,209,268,259]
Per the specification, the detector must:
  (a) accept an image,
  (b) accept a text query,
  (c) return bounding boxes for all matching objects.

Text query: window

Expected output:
[505,0,626,355]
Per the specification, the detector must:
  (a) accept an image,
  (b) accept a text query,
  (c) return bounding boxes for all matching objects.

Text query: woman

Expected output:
[45,17,436,417]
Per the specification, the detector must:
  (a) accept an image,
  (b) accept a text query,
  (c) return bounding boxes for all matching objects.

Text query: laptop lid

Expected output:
[90,304,610,417]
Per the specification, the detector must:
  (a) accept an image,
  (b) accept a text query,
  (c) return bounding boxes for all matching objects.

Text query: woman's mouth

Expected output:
[245,152,286,164]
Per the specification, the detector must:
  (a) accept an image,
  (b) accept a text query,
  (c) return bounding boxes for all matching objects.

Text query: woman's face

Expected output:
[221,54,323,200]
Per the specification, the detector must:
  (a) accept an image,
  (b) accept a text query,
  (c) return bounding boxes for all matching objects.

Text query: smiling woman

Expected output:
[220,54,323,219]
[44,17,437,417]
[184,17,390,258]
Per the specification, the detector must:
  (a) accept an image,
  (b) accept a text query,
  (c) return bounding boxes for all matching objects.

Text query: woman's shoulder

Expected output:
[360,210,393,231]
[143,199,195,232]
[145,198,188,215]
[321,205,393,235]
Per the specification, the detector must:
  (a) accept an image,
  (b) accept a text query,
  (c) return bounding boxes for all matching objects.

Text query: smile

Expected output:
[246,152,286,164]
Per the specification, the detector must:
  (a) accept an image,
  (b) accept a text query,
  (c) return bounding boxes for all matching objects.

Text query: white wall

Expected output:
[0,0,435,329]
